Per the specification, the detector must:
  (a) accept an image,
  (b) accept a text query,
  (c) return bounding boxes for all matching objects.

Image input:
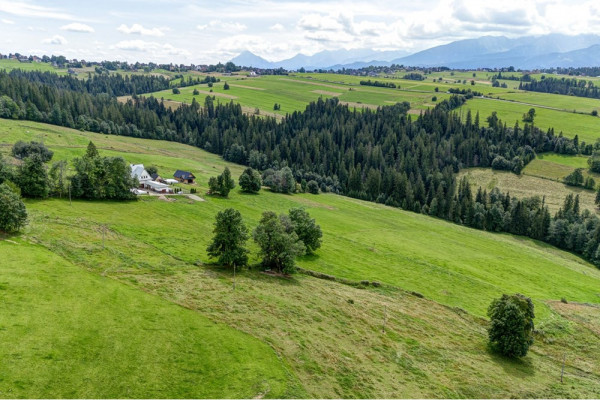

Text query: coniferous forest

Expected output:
[2,69,600,267]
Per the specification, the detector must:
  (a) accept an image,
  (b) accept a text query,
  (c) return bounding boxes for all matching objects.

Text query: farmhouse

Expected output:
[174,170,195,184]
[130,164,151,184]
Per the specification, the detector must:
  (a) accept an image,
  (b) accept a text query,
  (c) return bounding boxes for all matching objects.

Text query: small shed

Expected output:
[174,170,196,184]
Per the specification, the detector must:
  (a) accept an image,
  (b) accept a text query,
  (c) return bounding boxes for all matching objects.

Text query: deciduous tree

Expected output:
[206,208,249,268]
[487,294,535,358]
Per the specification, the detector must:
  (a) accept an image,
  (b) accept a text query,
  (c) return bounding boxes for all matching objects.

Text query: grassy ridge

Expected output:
[0,240,299,398]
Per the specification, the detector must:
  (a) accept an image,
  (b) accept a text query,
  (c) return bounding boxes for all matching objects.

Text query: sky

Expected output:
[0,0,599,64]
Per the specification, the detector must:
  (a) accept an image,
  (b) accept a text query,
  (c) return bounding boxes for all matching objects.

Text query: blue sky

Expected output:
[0,0,598,64]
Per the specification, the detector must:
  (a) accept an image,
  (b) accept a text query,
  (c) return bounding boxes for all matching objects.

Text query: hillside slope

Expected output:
[1,119,600,397]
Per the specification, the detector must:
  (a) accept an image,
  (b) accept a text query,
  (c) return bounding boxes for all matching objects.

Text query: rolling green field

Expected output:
[2,119,600,397]
[459,97,600,143]
[0,239,298,398]
[2,58,599,142]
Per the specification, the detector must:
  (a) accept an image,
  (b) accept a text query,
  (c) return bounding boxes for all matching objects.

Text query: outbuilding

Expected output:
[173,170,196,184]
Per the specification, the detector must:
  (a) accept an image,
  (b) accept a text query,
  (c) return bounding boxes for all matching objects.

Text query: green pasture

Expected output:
[2,119,600,397]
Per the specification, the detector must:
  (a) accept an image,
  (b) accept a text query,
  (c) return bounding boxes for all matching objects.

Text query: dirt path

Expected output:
[478,95,583,113]
[186,194,205,202]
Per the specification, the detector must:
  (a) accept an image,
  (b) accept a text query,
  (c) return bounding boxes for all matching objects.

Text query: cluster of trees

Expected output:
[70,142,137,200]
[452,177,600,267]
[0,140,136,202]
[520,77,600,99]
[589,151,600,173]
[174,75,219,88]
[359,80,397,89]
[447,88,482,98]
[206,207,322,274]
[564,168,595,189]
[208,167,236,197]
[4,70,171,97]
[402,73,425,81]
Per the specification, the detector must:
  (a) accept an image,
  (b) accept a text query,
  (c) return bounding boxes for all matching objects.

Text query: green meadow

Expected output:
[0,239,298,398]
[2,119,600,397]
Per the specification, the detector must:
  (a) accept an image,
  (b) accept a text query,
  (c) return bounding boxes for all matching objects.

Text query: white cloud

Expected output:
[1,18,14,24]
[0,1,75,20]
[269,23,284,31]
[197,20,247,32]
[42,35,68,45]
[112,40,191,58]
[60,22,94,33]
[117,23,165,37]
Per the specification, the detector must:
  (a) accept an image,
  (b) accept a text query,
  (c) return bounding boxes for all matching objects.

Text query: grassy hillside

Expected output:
[2,119,600,397]
[0,239,299,398]
[458,167,598,214]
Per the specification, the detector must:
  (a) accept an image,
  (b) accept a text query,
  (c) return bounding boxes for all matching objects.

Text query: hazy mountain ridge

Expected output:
[231,34,600,70]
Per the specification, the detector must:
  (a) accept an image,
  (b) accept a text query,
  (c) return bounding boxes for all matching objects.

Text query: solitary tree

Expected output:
[238,167,262,193]
[223,82,230,90]
[83,140,98,158]
[0,183,27,233]
[487,293,535,358]
[17,153,49,198]
[289,208,322,254]
[253,211,305,274]
[206,208,249,268]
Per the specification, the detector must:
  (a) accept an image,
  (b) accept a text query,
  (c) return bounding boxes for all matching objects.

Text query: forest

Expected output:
[519,76,600,99]
[2,69,600,267]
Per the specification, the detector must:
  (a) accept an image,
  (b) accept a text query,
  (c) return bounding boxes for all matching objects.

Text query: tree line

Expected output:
[3,70,172,97]
[3,69,599,267]
[519,76,600,100]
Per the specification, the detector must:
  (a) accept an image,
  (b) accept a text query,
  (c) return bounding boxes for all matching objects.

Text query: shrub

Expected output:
[172,87,180,94]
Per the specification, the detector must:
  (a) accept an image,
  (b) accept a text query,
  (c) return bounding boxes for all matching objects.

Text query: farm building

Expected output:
[130,164,151,185]
[141,180,174,194]
[174,170,196,184]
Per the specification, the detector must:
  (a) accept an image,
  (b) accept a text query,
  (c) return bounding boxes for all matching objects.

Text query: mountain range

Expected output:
[230,34,600,70]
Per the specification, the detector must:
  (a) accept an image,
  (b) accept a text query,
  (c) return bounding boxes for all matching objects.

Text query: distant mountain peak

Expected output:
[229,34,600,70]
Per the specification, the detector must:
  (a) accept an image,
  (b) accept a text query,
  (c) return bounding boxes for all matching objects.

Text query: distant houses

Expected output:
[174,170,195,184]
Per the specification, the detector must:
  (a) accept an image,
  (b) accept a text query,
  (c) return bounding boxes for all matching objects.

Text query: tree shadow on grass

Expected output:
[487,346,536,377]
[201,262,302,286]
[298,253,320,262]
